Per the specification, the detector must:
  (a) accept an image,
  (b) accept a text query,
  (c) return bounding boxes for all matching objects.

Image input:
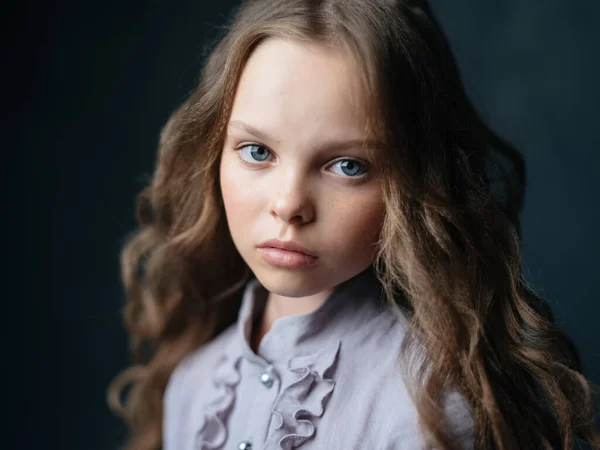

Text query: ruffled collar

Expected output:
[193,266,387,449]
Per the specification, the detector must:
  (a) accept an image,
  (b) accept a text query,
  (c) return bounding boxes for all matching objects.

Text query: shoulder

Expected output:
[166,323,237,388]
[164,323,237,399]
[325,312,475,449]
[162,323,237,448]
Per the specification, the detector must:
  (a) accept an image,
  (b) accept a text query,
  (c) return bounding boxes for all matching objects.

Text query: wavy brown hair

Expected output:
[107,1,600,449]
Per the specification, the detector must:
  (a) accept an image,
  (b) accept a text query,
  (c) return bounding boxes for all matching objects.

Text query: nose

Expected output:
[269,170,314,226]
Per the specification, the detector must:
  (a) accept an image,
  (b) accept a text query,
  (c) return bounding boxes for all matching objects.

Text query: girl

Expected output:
[108,1,600,449]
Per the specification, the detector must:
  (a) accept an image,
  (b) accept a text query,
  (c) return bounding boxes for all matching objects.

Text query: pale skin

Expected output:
[219,38,385,352]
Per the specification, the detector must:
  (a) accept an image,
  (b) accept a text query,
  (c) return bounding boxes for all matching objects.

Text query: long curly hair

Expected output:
[107,1,600,449]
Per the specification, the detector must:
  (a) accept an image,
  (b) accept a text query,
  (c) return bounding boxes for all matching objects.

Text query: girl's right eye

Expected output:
[238,144,272,164]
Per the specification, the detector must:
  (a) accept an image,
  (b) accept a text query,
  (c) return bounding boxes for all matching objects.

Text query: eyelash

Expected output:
[234,143,371,180]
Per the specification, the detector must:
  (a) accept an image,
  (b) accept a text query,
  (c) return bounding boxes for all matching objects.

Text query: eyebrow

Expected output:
[227,120,381,153]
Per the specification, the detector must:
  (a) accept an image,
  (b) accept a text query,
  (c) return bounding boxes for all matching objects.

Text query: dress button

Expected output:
[260,371,274,388]
[238,441,252,450]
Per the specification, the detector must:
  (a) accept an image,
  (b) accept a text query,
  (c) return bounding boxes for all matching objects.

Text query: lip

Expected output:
[257,239,317,257]
[258,247,318,269]
[257,239,318,269]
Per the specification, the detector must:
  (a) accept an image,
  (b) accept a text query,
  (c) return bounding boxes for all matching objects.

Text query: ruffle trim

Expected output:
[265,340,342,449]
[194,351,242,450]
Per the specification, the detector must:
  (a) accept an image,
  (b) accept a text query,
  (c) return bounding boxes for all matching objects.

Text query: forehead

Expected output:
[228,38,369,144]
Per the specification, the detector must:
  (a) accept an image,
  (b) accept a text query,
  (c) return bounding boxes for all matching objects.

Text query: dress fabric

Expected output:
[163,267,475,450]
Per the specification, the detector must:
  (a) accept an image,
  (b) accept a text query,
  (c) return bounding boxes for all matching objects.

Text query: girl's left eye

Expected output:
[330,159,369,178]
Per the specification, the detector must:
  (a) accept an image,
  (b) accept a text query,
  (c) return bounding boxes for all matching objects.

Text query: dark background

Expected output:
[7,1,598,449]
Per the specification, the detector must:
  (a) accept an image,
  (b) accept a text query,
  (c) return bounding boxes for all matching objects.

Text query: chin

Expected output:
[251,265,331,298]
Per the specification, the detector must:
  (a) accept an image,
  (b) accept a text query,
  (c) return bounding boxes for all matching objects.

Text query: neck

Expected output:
[250,287,335,353]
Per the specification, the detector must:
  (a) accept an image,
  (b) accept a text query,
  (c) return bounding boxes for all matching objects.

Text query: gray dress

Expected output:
[163,268,475,450]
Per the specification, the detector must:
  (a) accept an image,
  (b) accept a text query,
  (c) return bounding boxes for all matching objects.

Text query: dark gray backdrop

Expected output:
[8,1,598,449]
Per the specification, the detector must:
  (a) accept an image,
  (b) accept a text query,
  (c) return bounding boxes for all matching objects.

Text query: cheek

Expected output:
[220,155,248,223]
[326,193,384,260]
[219,152,262,242]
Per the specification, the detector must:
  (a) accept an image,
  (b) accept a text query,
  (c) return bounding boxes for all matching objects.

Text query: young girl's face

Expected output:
[220,38,385,298]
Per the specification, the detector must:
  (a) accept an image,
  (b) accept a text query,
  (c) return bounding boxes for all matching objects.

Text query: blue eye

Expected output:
[239,144,271,163]
[330,159,369,177]
[236,145,369,180]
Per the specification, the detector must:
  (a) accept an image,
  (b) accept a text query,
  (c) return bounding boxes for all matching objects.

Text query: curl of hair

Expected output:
[108,1,600,449]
